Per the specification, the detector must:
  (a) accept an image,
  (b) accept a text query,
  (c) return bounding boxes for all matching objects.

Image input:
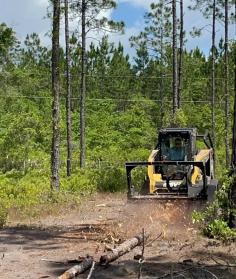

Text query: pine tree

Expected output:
[189,0,219,148]
[130,1,172,67]
[0,23,19,68]
[172,0,178,116]
[233,44,236,171]
[133,42,149,74]
[70,0,124,168]
[87,36,115,99]
[64,0,72,176]
[212,0,216,150]
[80,0,86,168]
[21,33,49,67]
[51,0,61,190]
[224,0,230,168]
[130,1,172,123]
[230,42,236,228]
[189,0,235,163]
[177,0,184,108]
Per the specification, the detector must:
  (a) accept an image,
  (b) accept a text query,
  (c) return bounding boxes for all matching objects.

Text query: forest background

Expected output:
[0,0,235,227]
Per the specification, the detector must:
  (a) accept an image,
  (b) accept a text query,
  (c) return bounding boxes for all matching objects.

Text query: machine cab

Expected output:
[156,128,197,162]
[155,128,197,181]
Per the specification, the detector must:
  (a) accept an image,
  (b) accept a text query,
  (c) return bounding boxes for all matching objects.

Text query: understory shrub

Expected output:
[0,201,8,228]
[96,165,126,192]
[192,175,236,241]
[203,219,236,240]
[61,168,97,195]
[0,167,98,219]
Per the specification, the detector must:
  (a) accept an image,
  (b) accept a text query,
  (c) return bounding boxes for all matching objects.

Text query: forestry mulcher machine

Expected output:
[126,128,218,201]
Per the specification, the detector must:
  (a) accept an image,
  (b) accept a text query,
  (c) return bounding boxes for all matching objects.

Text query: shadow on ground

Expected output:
[0,223,111,251]
[49,256,236,279]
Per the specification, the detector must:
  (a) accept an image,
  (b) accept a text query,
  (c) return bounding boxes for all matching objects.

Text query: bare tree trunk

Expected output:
[230,43,236,228]
[65,0,72,176]
[172,0,178,116]
[51,0,61,190]
[177,0,184,109]
[224,0,230,168]
[211,0,216,151]
[160,26,164,127]
[232,43,236,170]
[80,0,86,168]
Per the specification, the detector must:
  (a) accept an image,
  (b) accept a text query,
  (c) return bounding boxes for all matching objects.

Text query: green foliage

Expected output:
[0,23,19,66]
[96,163,126,192]
[71,0,124,34]
[0,200,8,228]
[163,108,188,127]
[61,169,96,194]
[192,175,236,241]
[130,0,172,68]
[203,219,236,240]
[0,167,96,219]
[85,97,156,192]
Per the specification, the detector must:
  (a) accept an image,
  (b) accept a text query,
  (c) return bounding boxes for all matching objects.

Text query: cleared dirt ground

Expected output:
[0,193,236,278]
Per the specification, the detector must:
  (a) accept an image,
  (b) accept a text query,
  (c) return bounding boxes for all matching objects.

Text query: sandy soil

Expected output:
[0,193,236,279]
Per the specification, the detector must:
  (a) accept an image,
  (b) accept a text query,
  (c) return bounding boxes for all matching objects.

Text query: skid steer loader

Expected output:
[126,128,218,201]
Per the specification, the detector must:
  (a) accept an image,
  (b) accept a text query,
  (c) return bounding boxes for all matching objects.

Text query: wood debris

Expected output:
[58,256,93,279]
[100,232,147,265]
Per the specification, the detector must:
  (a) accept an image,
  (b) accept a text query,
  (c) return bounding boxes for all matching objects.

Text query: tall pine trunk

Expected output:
[177,0,184,109]
[51,0,61,190]
[230,43,236,228]
[160,25,164,127]
[80,0,86,168]
[159,3,164,128]
[172,0,178,116]
[65,0,72,176]
[232,44,236,170]
[224,0,230,167]
[211,0,216,150]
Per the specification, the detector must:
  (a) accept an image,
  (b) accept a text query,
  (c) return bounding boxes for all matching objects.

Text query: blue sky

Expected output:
[111,0,235,57]
[0,0,235,60]
[112,2,145,28]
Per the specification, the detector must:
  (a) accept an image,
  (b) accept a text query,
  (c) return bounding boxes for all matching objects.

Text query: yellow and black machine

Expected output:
[126,128,218,201]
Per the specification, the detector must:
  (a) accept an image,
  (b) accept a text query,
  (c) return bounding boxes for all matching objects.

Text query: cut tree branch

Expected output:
[100,232,147,265]
[58,256,93,279]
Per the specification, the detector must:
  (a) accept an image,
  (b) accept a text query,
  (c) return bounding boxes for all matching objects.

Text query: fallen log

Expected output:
[58,256,93,279]
[100,232,147,265]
